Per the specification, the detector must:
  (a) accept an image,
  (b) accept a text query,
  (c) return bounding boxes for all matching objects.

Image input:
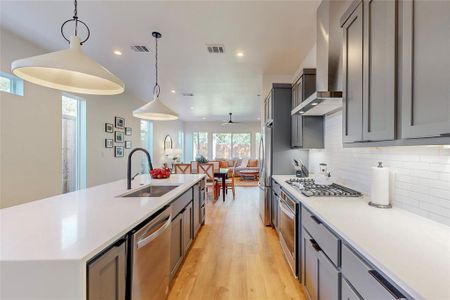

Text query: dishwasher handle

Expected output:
[137,215,171,249]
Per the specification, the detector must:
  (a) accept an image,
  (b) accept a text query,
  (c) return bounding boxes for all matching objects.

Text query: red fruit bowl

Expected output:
[150,168,171,179]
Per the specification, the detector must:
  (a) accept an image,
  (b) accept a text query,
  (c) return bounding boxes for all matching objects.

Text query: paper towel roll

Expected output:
[370,162,390,206]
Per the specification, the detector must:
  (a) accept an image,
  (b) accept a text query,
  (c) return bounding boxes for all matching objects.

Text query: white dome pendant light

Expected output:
[11,0,124,95]
[133,32,178,121]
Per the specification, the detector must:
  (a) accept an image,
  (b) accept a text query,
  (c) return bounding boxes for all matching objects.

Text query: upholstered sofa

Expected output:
[216,158,260,177]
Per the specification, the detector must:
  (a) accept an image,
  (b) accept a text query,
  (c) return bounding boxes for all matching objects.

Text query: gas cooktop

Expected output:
[286,178,362,197]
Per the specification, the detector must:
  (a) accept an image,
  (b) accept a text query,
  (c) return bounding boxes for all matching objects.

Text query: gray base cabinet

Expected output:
[87,238,127,300]
[170,213,184,280]
[193,183,201,236]
[170,200,195,280]
[302,229,340,300]
[183,202,193,251]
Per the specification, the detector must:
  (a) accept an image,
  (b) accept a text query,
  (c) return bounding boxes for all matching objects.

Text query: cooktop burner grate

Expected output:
[286,178,362,197]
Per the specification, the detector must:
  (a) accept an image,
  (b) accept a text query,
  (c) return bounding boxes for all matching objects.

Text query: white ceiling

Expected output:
[1,0,319,121]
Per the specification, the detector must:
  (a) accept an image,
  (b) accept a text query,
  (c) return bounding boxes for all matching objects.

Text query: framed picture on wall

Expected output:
[125,127,132,136]
[115,131,124,143]
[105,123,114,133]
[115,146,124,157]
[125,141,132,149]
[105,139,113,148]
[115,117,125,129]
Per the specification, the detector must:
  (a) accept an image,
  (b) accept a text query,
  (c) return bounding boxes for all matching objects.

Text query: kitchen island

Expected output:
[272,175,450,300]
[0,174,205,300]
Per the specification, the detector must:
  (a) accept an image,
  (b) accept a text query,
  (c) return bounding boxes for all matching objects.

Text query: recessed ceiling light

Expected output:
[171,90,176,94]
[236,52,244,57]
[299,111,305,114]
[202,117,206,120]
[257,117,261,120]
[190,106,194,110]
[113,50,122,56]
[311,102,318,106]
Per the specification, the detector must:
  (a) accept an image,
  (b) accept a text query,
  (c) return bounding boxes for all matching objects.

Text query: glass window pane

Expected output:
[193,132,208,160]
[213,133,232,159]
[0,76,11,93]
[255,132,262,160]
[62,96,79,193]
[232,133,251,159]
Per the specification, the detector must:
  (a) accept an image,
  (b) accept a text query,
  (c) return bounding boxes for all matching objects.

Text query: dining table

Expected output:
[214,168,229,202]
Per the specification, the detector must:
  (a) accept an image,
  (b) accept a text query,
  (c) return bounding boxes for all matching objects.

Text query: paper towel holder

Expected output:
[368,201,392,209]
[369,161,392,208]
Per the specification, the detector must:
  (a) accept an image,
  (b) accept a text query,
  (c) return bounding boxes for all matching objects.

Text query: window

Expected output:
[140,120,154,173]
[62,94,86,193]
[0,72,24,96]
[178,131,185,162]
[193,132,208,160]
[255,132,262,160]
[212,133,251,160]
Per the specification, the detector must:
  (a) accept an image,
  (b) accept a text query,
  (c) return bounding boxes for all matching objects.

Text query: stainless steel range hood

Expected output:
[292,0,347,116]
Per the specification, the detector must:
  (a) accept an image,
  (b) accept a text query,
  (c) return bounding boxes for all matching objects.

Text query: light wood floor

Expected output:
[168,187,306,300]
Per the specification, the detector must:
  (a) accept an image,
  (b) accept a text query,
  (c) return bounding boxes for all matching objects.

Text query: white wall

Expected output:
[184,121,261,161]
[152,120,185,167]
[310,112,450,226]
[0,29,146,208]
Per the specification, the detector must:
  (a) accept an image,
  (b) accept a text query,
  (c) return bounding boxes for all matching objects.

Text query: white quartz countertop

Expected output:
[272,175,450,300]
[0,174,205,262]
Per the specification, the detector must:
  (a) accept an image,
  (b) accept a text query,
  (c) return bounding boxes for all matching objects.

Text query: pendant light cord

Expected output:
[60,0,90,45]
[153,33,161,97]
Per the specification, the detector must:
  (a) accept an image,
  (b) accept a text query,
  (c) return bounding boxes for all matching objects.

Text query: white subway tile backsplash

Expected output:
[309,111,450,227]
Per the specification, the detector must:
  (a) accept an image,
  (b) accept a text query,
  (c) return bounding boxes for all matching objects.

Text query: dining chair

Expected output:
[174,164,192,174]
[218,166,236,200]
[198,163,219,200]
[191,161,198,174]
[209,161,220,172]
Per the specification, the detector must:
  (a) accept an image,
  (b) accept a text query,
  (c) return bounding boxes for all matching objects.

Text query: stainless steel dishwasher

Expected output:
[130,206,171,300]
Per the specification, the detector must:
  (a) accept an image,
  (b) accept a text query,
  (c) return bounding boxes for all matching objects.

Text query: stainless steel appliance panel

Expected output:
[131,206,171,300]
[278,192,298,277]
[259,184,271,226]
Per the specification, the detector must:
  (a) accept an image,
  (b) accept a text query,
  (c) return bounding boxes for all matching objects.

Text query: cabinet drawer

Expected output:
[342,244,406,300]
[302,208,340,266]
[342,278,362,300]
[272,180,281,195]
[172,189,193,217]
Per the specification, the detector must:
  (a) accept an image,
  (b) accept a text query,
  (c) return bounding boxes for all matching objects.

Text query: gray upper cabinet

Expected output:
[363,0,396,141]
[342,1,364,143]
[291,69,323,149]
[342,0,396,143]
[401,1,450,138]
[88,238,127,300]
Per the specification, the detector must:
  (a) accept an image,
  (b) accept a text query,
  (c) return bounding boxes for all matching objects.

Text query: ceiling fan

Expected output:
[222,113,240,125]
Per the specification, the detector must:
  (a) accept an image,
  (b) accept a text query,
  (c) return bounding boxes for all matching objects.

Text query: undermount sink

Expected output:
[119,185,179,198]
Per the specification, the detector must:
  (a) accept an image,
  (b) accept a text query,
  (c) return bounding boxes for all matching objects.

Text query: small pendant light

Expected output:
[133,32,178,121]
[11,0,124,95]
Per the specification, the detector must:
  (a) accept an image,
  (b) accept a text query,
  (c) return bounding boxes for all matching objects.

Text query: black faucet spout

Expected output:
[127,148,153,190]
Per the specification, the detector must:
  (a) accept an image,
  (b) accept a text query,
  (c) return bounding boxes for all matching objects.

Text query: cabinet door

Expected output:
[303,230,318,300]
[291,115,301,148]
[292,81,298,109]
[401,1,450,138]
[193,185,200,237]
[318,251,340,300]
[271,190,279,228]
[342,1,364,143]
[342,278,363,300]
[183,202,193,252]
[362,0,396,141]
[170,213,183,280]
[88,238,127,300]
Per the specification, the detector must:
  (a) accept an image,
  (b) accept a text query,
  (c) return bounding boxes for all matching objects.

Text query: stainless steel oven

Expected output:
[278,191,298,277]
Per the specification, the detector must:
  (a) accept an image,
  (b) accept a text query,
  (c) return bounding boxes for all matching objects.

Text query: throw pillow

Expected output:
[239,159,249,168]
[248,159,258,167]
[219,160,228,168]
